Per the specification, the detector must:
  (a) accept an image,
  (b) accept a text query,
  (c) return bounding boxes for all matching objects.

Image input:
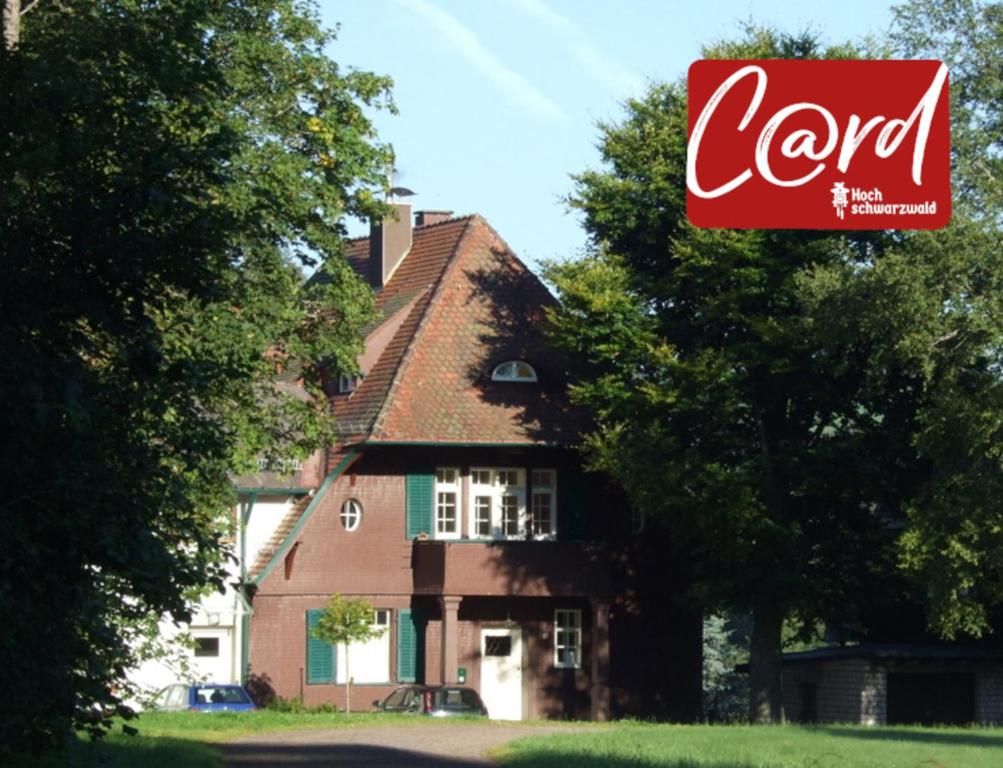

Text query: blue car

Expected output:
[151,683,256,712]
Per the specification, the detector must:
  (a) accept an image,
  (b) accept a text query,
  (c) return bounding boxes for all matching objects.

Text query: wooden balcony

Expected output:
[411,538,612,597]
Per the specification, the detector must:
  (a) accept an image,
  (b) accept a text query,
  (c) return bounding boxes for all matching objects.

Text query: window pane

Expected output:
[385,689,406,708]
[501,495,519,536]
[484,636,512,656]
[474,496,491,537]
[498,470,519,487]
[472,469,491,485]
[437,492,457,533]
[436,468,457,484]
[532,492,552,535]
[194,637,219,657]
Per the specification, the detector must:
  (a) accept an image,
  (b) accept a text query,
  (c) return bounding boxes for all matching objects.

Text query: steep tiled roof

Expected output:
[332,217,472,440]
[335,215,578,446]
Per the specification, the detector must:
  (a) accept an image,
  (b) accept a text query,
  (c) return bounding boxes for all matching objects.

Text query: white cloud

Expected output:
[507,0,644,96]
[397,0,565,121]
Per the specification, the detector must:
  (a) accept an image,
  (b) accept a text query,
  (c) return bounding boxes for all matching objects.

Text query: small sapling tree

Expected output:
[311,594,386,713]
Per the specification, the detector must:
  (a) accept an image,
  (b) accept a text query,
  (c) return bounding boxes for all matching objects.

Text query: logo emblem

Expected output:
[687,60,951,230]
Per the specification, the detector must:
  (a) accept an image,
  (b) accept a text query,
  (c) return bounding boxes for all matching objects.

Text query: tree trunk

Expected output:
[748,597,785,724]
[344,645,351,713]
[3,0,20,51]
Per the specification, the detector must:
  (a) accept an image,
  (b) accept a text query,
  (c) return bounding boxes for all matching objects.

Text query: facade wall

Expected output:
[249,449,614,717]
[783,659,886,725]
[256,454,414,597]
[249,592,412,708]
[785,659,1003,725]
[249,591,600,716]
[976,666,1003,724]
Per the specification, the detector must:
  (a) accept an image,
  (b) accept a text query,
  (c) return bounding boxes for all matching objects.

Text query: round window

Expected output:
[340,498,362,532]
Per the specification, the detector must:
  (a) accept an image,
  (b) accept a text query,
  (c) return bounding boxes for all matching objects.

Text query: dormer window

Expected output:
[491,360,537,382]
[338,374,357,394]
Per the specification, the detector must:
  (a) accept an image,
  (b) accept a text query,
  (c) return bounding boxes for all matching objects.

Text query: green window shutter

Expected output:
[406,473,434,539]
[560,473,587,541]
[397,608,425,683]
[306,609,336,684]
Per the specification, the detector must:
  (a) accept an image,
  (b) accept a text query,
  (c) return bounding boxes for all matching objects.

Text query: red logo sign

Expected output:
[686,60,951,229]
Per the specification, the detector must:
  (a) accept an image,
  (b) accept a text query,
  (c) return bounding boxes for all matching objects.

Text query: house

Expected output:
[240,205,702,720]
[780,644,1003,725]
[127,450,322,698]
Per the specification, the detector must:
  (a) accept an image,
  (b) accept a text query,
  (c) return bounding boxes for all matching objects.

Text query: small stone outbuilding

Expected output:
[780,644,1003,725]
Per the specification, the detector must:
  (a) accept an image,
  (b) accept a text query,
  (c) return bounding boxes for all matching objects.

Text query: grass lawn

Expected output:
[495,723,1003,768]
[11,716,1003,768]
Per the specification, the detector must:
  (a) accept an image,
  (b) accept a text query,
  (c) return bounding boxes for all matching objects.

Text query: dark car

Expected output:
[151,683,257,712]
[374,685,488,717]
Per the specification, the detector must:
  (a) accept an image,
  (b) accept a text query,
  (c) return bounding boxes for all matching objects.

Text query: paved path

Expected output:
[219,722,577,767]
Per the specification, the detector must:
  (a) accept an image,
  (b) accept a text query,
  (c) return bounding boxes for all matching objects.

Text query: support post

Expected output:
[439,595,462,684]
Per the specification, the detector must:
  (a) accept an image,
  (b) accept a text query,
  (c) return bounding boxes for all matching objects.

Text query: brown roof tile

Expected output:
[334,215,579,447]
[331,217,473,439]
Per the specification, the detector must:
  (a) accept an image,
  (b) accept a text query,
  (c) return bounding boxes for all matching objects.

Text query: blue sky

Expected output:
[321,0,898,270]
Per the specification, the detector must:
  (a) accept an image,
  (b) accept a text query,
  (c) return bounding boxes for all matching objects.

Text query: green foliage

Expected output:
[0,0,391,754]
[702,615,748,724]
[312,593,385,712]
[548,14,1002,720]
[312,593,385,647]
[892,0,1003,216]
[884,0,1003,637]
[264,696,338,714]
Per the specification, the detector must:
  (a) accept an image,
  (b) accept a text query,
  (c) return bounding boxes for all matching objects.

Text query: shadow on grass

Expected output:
[221,742,503,767]
[7,736,215,768]
[220,742,768,768]
[817,726,1003,750]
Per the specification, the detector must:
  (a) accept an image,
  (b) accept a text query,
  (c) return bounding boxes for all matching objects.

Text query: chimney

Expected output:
[415,210,453,227]
[369,202,412,287]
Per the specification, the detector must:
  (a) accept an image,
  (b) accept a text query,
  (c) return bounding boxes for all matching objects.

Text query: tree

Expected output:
[891,0,1002,218]
[0,0,392,753]
[311,594,386,713]
[546,21,1002,723]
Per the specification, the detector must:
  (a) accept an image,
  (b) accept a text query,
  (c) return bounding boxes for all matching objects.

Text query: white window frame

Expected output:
[338,374,357,394]
[468,468,526,540]
[554,609,582,669]
[340,498,363,532]
[530,469,558,540]
[434,467,461,540]
[491,360,538,382]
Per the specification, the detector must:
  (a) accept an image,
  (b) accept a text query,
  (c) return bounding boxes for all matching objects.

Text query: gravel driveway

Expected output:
[219,722,577,767]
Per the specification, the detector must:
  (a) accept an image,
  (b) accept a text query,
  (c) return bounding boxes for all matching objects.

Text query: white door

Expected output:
[480,628,523,720]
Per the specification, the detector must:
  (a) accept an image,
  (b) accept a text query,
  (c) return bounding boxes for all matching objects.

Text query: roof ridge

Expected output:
[466,214,556,301]
[413,213,475,230]
[369,216,480,439]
